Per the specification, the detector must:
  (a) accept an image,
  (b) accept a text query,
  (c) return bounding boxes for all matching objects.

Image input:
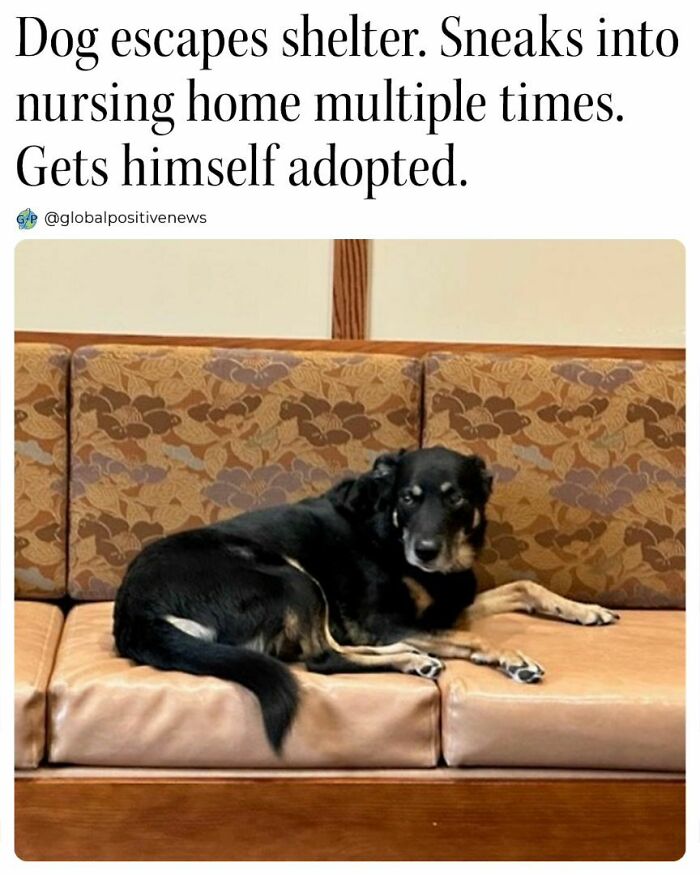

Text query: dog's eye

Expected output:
[445,492,464,508]
[400,491,417,506]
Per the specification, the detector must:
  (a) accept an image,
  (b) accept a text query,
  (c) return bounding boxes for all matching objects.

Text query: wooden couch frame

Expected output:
[14,331,685,861]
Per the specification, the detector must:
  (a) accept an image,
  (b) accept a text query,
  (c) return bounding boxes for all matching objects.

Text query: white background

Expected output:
[1,0,697,870]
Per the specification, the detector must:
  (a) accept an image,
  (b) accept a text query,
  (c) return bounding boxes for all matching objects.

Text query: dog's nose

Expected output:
[414,539,442,563]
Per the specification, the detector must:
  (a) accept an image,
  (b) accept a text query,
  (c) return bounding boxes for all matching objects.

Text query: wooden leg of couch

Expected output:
[15,776,684,861]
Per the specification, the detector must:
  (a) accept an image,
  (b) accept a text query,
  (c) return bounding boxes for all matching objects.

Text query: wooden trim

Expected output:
[332,240,370,339]
[15,331,685,361]
[16,776,684,861]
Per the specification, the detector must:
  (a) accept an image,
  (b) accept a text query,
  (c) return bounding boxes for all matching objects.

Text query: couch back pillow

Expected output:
[423,353,685,608]
[15,344,70,598]
[69,345,421,599]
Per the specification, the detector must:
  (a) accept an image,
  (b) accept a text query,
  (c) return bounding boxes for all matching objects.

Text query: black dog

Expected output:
[114,446,618,752]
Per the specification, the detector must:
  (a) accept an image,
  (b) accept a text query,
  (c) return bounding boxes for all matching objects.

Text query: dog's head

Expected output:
[371,446,493,574]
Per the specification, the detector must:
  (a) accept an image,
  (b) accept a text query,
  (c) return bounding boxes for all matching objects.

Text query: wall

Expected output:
[16,239,684,347]
[15,240,333,338]
[370,240,684,347]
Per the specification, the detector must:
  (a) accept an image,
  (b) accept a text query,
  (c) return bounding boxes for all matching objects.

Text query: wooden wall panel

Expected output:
[332,240,369,339]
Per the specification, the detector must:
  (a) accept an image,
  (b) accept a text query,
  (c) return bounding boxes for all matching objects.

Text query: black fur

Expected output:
[113,446,493,752]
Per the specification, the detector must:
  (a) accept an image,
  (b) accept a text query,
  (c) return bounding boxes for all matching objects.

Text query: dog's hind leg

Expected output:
[301,613,444,679]
[281,558,444,678]
[468,580,619,626]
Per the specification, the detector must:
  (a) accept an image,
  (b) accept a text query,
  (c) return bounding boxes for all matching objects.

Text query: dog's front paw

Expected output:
[501,652,544,684]
[577,605,620,626]
[412,655,444,680]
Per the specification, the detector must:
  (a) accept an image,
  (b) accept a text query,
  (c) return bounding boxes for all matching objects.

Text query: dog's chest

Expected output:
[403,576,435,618]
[400,571,478,630]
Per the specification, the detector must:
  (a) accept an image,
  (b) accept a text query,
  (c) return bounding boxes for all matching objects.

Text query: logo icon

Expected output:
[17,208,38,230]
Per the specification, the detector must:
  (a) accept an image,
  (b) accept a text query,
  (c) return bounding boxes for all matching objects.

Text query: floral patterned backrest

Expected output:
[423,353,685,608]
[15,344,70,598]
[69,345,422,599]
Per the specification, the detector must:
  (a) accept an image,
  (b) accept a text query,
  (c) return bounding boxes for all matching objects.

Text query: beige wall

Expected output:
[16,239,684,347]
[15,240,333,338]
[370,240,684,347]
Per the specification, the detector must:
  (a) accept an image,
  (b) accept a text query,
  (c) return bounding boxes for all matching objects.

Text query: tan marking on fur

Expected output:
[342,618,375,646]
[449,530,475,571]
[281,556,424,660]
[403,576,434,617]
[283,608,301,639]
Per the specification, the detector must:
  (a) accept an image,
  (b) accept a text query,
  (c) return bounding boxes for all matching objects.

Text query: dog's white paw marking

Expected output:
[413,655,444,679]
[577,605,620,626]
[502,653,544,684]
[469,652,492,666]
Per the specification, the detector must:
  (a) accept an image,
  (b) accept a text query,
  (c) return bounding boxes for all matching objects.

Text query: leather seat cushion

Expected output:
[439,610,684,771]
[48,603,440,769]
[16,601,64,768]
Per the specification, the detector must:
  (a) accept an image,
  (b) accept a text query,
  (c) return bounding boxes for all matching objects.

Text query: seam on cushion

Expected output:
[428,680,440,767]
[417,357,426,448]
[434,681,442,766]
[60,347,70,598]
[25,610,57,767]
[444,675,469,767]
[44,611,75,765]
[31,609,64,767]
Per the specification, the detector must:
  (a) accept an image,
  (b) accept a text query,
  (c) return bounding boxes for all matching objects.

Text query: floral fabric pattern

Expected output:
[15,344,70,597]
[423,354,685,607]
[69,345,421,599]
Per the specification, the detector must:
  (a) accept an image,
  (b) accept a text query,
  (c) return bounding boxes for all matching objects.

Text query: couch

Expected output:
[14,336,685,860]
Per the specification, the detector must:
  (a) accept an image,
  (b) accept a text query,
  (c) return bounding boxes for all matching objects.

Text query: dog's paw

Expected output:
[576,605,620,626]
[502,652,544,684]
[412,655,444,680]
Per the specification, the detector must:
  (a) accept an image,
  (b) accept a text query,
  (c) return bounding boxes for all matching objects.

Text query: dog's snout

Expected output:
[414,539,442,563]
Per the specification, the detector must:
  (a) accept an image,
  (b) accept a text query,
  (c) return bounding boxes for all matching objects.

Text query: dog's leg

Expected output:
[315,629,444,679]
[468,580,619,626]
[402,631,544,684]
[283,557,444,678]
[340,641,424,655]
[309,648,444,679]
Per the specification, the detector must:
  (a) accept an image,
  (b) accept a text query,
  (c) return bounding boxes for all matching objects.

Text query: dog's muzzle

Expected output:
[404,534,447,573]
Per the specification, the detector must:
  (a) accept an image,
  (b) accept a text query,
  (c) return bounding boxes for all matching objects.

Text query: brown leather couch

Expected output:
[14,338,685,860]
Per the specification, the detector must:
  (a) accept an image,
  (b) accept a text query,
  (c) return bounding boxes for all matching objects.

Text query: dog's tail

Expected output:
[115,616,299,753]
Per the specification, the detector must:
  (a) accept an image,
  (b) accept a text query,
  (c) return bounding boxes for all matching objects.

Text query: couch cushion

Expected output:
[16,601,64,768]
[439,610,684,771]
[48,603,440,768]
[424,353,685,607]
[15,343,70,598]
[69,345,421,599]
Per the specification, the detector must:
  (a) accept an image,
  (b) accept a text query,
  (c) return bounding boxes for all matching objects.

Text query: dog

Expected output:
[113,446,619,752]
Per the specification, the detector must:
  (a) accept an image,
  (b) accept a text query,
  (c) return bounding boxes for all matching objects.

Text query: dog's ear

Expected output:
[329,451,404,518]
[371,449,405,482]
